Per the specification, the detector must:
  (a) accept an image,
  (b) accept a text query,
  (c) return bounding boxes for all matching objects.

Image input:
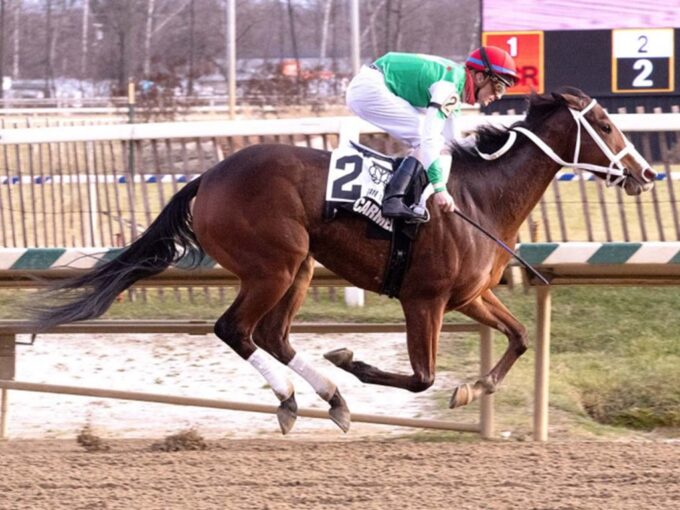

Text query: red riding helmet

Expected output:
[466,46,519,87]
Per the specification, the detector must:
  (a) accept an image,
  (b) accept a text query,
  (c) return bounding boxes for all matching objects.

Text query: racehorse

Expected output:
[34,86,656,434]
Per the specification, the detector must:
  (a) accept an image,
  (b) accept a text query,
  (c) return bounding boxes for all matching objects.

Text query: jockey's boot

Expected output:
[382,156,428,222]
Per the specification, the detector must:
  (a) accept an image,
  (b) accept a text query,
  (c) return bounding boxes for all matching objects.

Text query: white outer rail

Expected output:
[1,112,679,145]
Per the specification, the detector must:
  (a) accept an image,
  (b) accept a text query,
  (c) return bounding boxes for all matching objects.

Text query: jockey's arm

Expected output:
[420,106,447,192]
[420,81,459,211]
[421,108,455,212]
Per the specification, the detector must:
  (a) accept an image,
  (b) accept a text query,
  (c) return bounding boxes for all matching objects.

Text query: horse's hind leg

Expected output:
[253,256,350,433]
[325,298,446,392]
[214,272,300,434]
[450,289,528,408]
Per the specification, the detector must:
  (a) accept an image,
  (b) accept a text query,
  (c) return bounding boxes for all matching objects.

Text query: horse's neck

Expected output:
[463,129,570,240]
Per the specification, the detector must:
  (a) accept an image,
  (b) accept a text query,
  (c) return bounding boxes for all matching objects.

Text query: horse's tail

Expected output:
[33,176,204,331]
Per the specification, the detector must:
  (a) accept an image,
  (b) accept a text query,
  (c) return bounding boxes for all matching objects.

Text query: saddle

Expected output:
[324,142,432,298]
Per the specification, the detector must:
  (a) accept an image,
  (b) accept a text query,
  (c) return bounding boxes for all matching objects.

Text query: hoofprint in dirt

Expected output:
[0,439,678,510]
[6,332,469,439]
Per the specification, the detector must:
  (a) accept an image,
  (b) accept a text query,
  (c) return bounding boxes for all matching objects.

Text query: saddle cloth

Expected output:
[324,141,433,232]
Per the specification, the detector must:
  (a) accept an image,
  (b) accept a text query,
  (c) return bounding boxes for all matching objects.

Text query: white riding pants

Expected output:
[345,65,456,166]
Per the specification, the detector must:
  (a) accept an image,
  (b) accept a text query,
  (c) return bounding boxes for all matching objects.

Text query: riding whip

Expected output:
[452,208,550,285]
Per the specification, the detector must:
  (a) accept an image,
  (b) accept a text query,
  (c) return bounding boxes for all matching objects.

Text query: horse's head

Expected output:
[552,89,657,196]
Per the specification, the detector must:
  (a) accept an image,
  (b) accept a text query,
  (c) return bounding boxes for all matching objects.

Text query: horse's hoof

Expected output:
[324,348,354,368]
[449,383,476,409]
[276,393,298,435]
[328,389,351,433]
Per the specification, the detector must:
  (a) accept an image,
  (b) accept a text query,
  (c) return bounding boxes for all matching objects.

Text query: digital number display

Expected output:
[482,31,544,95]
[481,1,678,101]
[612,28,674,93]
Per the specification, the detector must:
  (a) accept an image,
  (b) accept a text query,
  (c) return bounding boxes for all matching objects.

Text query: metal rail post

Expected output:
[479,325,495,439]
[534,286,551,441]
[0,334,16,440]
[226,0,236,119]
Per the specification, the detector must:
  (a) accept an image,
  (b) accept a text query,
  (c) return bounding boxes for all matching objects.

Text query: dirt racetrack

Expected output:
[2,334,679,509]
[1,438,678,510]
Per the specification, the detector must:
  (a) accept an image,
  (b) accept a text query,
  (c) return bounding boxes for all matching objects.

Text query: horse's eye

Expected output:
[602,124,612,134]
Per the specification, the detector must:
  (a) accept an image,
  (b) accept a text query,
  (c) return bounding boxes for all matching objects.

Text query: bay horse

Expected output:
[34,86,656,434]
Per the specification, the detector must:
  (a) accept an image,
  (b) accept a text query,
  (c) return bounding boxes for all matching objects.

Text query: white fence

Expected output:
[0,110,679,440]
[2,111,680,144]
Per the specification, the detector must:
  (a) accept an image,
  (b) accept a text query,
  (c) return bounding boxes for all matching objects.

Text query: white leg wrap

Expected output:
[288,353,337,401]
[247,349,294,401]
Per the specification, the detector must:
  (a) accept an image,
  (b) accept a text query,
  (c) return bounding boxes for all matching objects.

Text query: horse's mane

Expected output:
[450,86,590,166]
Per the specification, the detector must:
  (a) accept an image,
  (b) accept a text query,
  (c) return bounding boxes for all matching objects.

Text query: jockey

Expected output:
[346,46,519,222]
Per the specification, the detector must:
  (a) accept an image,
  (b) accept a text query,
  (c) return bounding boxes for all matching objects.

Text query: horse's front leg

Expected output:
[450,289,528,408]
[324,299,445,392]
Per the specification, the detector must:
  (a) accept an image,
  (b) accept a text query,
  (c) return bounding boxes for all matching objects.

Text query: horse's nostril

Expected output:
[643,168,657,182]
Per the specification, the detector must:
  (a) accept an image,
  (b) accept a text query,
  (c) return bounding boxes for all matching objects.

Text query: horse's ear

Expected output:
[557,92,587,110]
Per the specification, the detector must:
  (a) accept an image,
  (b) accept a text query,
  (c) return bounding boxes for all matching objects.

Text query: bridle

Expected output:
[466,97,654,286]
[512,99,652,187]
[476,98,652,186]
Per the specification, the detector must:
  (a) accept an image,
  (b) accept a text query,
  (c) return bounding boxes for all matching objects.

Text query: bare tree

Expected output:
[80,0,88,79]
[43,0,53,97]
[143,0,193,77]
[12,0,20,78]
[319,0,332,61]
[285,0,301,94]
[91,0,142,92]
[392,0,404,51]
[0,0,481,96]
[47,0,70,95]
[384,0,391,54]
[142,0,154,77]
[1,0,5,99]
[186,0,195,95]
[360,0,386,59]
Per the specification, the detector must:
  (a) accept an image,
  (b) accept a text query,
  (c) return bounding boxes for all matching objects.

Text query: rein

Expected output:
[453,208,550,285]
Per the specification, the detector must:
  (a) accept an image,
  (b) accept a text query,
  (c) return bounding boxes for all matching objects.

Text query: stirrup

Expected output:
[407,205,430,224]
[382,198,428,223]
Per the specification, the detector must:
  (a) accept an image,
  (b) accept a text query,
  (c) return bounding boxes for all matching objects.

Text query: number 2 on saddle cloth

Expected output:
[324,142,431,297]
